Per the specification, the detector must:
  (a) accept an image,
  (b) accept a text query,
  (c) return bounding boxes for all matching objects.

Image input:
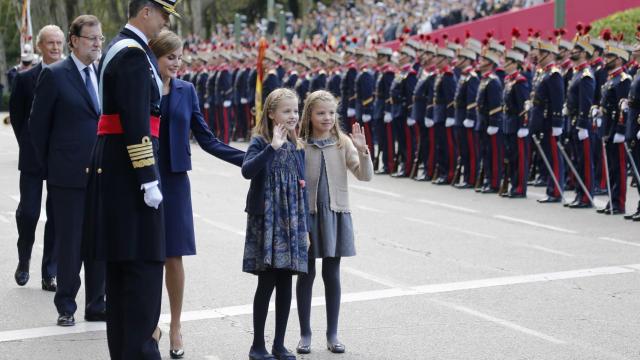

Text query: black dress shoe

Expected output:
[14,261,30,286]
[569,201,592,209]
[481,187,498,194]
[633,213,640,221]
[508,193,526,198]
[593,188,607,196]
[42,277,57,292]
[270,347,296,360]
[433,177,450,185]
[532,179,546,187]
[84,310,107,322]
[57,314,75,327]
[249,347,275,360]
[374,169,389,175]
[327,341,346,354]
[624,211,640,220]
[414,173,428,181]
[455,182,473,189]
[537,196,561,203]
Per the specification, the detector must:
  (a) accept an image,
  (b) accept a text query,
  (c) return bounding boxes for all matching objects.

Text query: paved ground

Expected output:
[0,115,639,359]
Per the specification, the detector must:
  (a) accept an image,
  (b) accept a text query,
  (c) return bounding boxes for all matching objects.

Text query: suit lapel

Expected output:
[169,79,184,122]
[64,57,98,117]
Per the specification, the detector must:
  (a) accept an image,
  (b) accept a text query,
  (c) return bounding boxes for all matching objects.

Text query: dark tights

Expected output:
[252,270,293,355]
[296,257,342,345]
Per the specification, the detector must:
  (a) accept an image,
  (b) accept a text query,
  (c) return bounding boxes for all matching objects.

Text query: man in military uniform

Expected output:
[410,42,436,181]
[595,35,631,215]
[355,49,375,156]
[529,37,566,203]
[390,46,417,177]
[341,47,359,133]
[262,51,282,104]
[431,46,457,184]
[215,52,233,144]
[624,27,640,221]
[589,29,610,195]
[564,29,596,208]
[373,47,395,174]
[502,49,531,198]
[83,1,179,357]
[233,52,250,141]
[476,43,505,193]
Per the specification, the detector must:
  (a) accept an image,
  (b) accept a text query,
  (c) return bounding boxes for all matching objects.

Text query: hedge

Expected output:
[590,7,640,44]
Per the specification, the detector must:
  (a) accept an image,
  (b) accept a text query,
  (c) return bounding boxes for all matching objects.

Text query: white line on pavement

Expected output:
[354,205,388,214]
[416,199,478,214]
[1,263,637,343]
[349,185,403,198]
[598,237,640,248]
[519,244,575,257]
[405,217,496,239]
[493,215,578,234]
[431,299,566,344]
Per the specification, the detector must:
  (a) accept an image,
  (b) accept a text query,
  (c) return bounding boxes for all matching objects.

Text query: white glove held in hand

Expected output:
[487,126,499,136]
[590,106,602,118]
[463,119,475,128]
[407,117,416,126]
[362,114,372,123]
[517,128,529,138]
[383,112,392,123]
[577,128,589,141]
[613,133,626,144]
[347,108,356,117]
[223,100,232,108]
[141,181,163,209]
[424,118,434,128]
[552,127,563,137]
[240,98,248,104]
[445,117,455,127]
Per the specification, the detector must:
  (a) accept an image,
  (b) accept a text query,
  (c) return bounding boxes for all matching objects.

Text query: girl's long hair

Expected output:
[252,88,302,148]
[299,90,349,148]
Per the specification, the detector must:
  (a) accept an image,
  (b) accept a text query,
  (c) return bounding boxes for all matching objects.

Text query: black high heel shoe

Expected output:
[327,341,345,354]
[169,332,184,359]
[271,346,297,360]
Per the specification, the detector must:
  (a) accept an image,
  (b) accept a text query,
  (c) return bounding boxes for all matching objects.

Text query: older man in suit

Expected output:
[29,15,106,327]
[8,25,64,291]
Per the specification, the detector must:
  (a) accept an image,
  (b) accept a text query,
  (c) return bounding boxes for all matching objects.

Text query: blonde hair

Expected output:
[149,30,183,59]
[300,90,349,148]
[252,88,303,148]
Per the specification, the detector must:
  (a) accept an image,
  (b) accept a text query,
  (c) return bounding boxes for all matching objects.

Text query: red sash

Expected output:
[97,114,160,137]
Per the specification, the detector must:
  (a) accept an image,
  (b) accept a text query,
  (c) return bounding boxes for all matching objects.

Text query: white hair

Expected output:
[36,25,65,45]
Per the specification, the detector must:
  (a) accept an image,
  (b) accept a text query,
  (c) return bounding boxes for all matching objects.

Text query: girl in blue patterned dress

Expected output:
[241,88,308,360]
[295,90,373,355]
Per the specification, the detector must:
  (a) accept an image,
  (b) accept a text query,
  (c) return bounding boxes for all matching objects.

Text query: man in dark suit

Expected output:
[9,25,64,291]
[83,1,178,358]
[30,15,106,327]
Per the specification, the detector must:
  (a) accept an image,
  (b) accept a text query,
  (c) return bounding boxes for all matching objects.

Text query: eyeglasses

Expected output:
[78,35,105,43]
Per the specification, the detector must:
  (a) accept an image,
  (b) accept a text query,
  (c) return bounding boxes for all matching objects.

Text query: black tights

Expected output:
[252,270,292,354]
[296,257,342,345]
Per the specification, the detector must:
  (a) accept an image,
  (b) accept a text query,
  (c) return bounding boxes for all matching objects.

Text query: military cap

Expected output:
[505,50,525,63]
[573,23,594,55]
[377,46,393,57]
[150,0,182,18]
[437,47,455,59]
[400,46,417,58]
[458,48,476,61]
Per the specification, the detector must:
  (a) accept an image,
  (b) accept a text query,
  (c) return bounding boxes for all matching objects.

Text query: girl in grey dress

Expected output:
[296,90,374,354]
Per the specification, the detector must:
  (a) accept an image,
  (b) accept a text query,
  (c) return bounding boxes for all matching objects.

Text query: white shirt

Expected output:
[70,52,100,108]
[125,23,149,44]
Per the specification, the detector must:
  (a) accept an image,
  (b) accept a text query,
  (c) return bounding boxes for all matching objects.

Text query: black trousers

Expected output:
[50,186,105,316]
[106,260,163,360]
[16,172,56,279]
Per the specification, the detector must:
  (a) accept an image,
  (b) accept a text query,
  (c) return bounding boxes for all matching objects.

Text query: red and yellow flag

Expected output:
[254,37,268,127]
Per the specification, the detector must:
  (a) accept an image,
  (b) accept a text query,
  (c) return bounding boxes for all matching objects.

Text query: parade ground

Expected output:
[0,115,639,359]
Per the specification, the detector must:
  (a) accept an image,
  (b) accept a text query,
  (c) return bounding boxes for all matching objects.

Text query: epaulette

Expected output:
[409,69,417,76]
[621,72,632,82]
[582,68,593,79]
[267,69,277,75]
[488,73,499,81]
[550,66,561,75]
[516,75,527,83]
[318,69,327,75]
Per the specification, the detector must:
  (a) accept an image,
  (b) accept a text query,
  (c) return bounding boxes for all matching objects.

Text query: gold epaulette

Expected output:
[582,68,593,79]
[127,136,155,169]
[267,69,277,75]
[466,102,477,110]
[349,95,357,101]
[621,72,632,82]
[489,107,503,116]
[362,97,373,106]
[550,66,561,75]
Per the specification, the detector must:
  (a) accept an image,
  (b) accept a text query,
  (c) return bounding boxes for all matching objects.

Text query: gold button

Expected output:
[97,168,103,174]
[85,168,89,174]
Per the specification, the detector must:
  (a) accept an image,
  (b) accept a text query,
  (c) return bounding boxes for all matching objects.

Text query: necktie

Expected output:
[83,66,100,114]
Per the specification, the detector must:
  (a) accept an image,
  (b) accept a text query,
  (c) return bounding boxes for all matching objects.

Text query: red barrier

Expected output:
[385,0,640,50]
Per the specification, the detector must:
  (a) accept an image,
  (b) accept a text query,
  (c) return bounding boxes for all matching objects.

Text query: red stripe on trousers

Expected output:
[223,107,230,144]
[550,135,561,197]
[467,129,476,182]
[386,123,395,171]
[491,134,499,188]
[427,127,435,177]
[446,127,455,181]
[363,122,374,156]
[517,137,525,194]
[404,122,413,175]
[582,138,592,203]
[618,143,627,211]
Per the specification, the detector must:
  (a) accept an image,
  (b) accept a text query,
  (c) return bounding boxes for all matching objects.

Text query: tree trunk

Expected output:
[190,0,204,38]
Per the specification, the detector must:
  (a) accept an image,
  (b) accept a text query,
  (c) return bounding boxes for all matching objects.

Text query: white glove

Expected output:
[141,181,163,209]
[577,127,589,141]
[595,117,602,128]
[517,128,529,138]
[591,106,602,118]
[240,98,248,104]
[524,100,532,111]
[407,117,416,126]
[562,104,569,116]
[362,114,372,123]
[486,126,499,136]
[347,108,356,117]
[637,129,640,140]
[384,112,392,123]
[223,100,232,108]
[620,99,629,112]
[424,118,434,128]
[445,117,455,127]
[613,133,625,144]
[204,102,210,109]
[463,119,475,128]
[552,127,563,137]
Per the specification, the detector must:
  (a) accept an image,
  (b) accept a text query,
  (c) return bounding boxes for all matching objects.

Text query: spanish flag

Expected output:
[254,37,268,126]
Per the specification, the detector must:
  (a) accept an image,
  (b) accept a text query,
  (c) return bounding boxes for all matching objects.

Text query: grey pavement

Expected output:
[0,116,639,360]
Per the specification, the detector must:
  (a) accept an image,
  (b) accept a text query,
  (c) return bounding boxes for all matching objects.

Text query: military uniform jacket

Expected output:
[355,67,374,120]
[390,66,417,119]
[196,70,209,107]
[433,67,456,123]
[453,67,479,126]
[294,74,311,111]
[502,71,530,134]
[234,67,249,105]
[247,68,257,106]
[529,63,564,132]
[206,69,216,107]
[626,73,640,140]
[599,68,631,138]
[566,64,595,130]
[411,68,433,123]
[340,65,358,116]
[215,66,233,106]
[283,71,298,89]
[262,68,281,104]
[327,70,342,99]
[310,70,327,92]
[84,27,165,262]
[476,71,504,131]
[591,58,608,105]
[374,68,394,120]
